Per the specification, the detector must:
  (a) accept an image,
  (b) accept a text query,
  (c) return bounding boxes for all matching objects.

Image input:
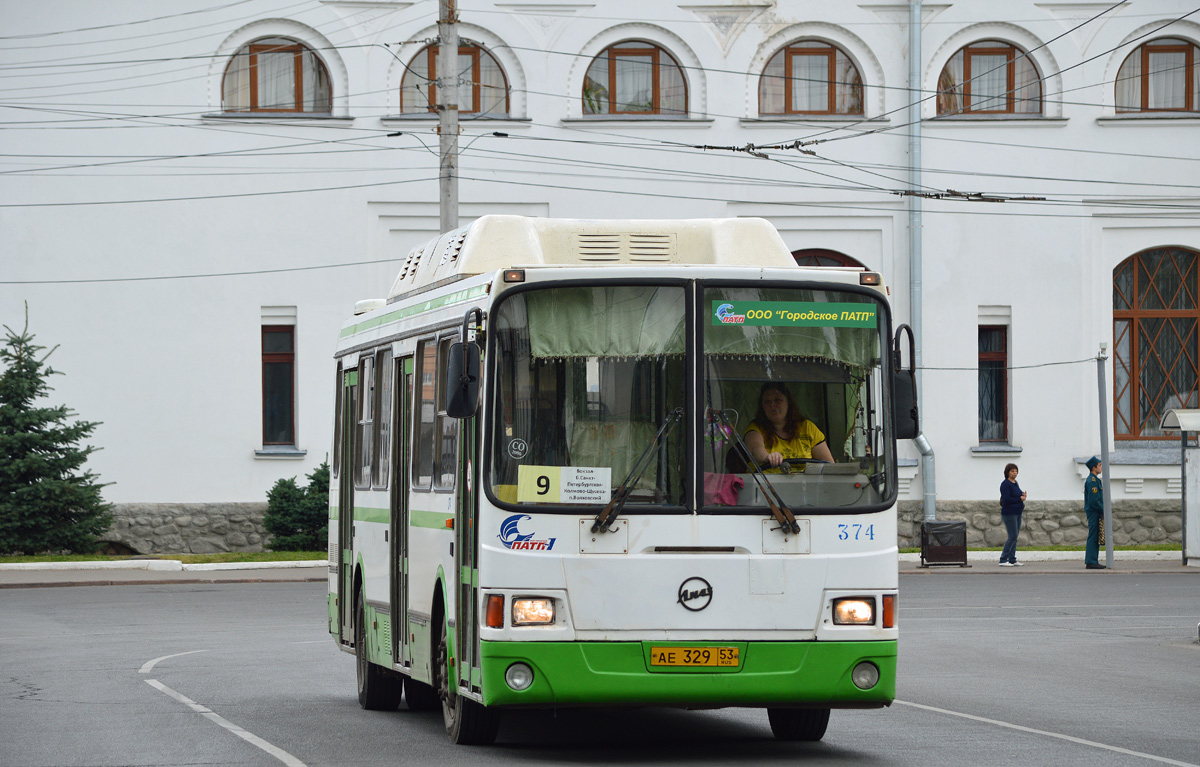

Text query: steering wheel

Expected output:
[782,458,826,466]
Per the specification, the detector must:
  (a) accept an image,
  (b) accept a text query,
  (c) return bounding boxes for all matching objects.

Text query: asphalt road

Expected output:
[1,574,1197,767]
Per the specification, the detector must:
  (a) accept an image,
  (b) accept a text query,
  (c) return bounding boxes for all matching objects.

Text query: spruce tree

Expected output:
[0,307,112,554]
[264,461,330,551]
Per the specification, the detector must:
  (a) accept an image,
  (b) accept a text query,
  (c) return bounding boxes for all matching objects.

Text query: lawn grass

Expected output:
[0,551,327,565]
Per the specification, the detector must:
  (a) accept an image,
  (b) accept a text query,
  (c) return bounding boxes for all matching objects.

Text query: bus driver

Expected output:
[744,382,834,470]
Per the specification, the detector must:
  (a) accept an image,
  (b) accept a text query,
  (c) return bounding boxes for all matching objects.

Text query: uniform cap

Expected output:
[1085,456,1101,469]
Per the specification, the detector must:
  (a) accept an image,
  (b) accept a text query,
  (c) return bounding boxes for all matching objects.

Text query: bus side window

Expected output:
[372,348,393,489]
[435,337,457,490]
[356,355,374,490]
[332,366,342,478]
[414,340,436,490]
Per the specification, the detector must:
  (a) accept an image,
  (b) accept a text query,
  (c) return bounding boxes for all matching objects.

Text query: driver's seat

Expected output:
[724,447,748,474]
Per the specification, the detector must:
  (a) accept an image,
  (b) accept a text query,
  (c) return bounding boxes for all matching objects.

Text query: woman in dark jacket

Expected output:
[999,463,1027,566]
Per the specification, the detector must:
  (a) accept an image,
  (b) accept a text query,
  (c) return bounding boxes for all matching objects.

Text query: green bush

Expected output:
[264,461,329,551]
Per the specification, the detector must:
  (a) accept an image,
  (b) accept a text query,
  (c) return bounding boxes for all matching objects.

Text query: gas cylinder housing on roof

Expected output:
[386,215,798,301]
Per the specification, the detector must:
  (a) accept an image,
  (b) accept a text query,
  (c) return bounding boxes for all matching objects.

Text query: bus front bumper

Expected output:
[479,639,895,708]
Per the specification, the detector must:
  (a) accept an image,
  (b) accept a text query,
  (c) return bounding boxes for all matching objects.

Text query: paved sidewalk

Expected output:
[0,560,328,588]
[0,553,1194,588]
[900,550,1197,575]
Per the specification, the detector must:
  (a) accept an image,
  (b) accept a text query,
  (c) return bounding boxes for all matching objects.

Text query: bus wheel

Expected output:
[767,708,830,741]
[435,616,499,744]
[355,590,402,711]
[404,676,440,711]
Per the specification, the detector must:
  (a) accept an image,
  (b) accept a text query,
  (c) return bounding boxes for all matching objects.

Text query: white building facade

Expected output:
[2,1,1198,526]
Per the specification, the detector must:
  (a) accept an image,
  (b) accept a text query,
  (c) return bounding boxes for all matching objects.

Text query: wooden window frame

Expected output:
[978,325,1008,443]
[587,43,686,115]
[1139,42,1195,112]
[262,325,295,446]
[419,44,509,115]
[785,46,837,114]
[1113,248,1200,439]
[963,44,1018,114]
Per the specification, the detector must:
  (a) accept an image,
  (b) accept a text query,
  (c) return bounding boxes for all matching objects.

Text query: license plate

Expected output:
[649,646,739,667]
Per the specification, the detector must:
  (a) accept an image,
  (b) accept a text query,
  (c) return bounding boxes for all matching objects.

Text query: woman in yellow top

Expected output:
[744,382,834,471]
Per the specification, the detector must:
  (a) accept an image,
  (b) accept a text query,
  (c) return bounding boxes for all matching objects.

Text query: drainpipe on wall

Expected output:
[910,0,937,522]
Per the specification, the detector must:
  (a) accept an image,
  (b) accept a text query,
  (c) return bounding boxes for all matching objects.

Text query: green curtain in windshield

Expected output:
[527,286,685,359]
[706,324,878,372]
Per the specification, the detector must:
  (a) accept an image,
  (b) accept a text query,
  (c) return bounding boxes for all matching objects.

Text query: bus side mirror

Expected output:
[892,324,920,440]
[445,341,481,419]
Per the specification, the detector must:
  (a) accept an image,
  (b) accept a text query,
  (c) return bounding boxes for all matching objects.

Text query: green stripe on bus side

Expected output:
[353,507,389,524]
[411,510,454,529]
[339,284,489,338]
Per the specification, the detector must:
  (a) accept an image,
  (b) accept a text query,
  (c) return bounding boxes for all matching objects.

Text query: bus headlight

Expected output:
[833,597,875,625]
[512,598,554,626]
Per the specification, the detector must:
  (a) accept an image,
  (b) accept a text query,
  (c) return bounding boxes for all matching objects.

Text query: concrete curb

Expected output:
[898,550,1184,563]
[0,560,327,572]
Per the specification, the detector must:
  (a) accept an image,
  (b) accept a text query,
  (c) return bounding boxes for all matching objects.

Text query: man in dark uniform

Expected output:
[1084,456,1106,570]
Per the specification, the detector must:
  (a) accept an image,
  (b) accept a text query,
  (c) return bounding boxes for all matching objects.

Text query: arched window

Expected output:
[1114,247,1200,439]
[400,43,509,116]
[937,40,1042,115]
[223,37,331,113]
[1116,38,1199,113]
[791,248,865,267]
[759,41,863,115]
[583,41,687,115]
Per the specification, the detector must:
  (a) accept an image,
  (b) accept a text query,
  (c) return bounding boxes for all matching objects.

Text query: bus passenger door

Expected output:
[391,356,413,667]
[456,414,481,694]
[338,368,359,645]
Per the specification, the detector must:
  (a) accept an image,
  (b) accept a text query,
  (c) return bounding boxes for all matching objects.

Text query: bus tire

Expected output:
[767,708,830,741]
[355,590,402,711]
[435,616,500,744]
[404,677,440,710]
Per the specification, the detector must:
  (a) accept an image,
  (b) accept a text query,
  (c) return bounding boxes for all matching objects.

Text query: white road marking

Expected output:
[139,650,208,674]
[145,679,308,767]
[895,700,1199,767]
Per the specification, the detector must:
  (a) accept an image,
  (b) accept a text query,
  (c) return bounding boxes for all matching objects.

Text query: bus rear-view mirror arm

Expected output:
[892,324,919,440]
[446,308,485,419]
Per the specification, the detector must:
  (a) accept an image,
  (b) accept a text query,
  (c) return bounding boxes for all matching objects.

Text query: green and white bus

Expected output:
[329,215,918,745]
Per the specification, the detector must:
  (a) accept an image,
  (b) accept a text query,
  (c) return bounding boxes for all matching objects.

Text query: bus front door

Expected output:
[391,356,413,666]
[456,414,481,694]
[338,367,358,645]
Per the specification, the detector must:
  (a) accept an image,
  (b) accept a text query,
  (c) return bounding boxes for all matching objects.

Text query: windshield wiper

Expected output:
[592,407,684,534]
[709,408,801,536]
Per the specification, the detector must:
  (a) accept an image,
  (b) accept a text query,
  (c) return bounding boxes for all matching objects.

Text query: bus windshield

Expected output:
[487,282,894,512]
[489,285,687,508]
[702,285,894,511]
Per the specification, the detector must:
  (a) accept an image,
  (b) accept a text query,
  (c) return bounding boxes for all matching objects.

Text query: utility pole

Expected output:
[1097,343,1115,569]
[437,0,459,233]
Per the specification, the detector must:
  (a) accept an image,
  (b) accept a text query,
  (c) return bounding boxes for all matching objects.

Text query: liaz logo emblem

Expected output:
[677,577,713,611]
[714,303,745,324]
[498,514,557,551]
